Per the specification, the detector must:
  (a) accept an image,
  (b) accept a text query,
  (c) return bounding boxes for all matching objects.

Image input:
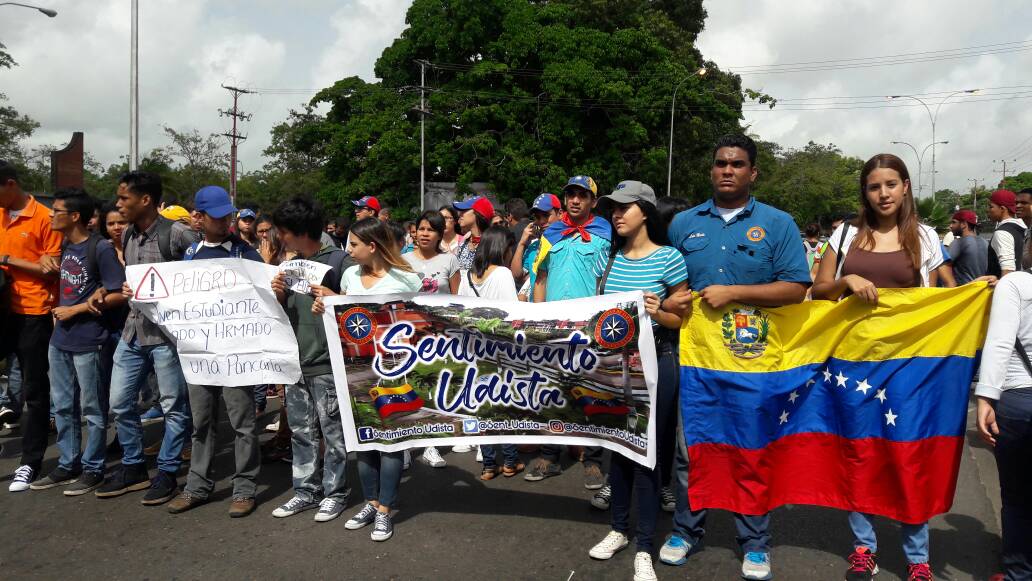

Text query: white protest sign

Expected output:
[127,258,302,387]
[278,259,332,295]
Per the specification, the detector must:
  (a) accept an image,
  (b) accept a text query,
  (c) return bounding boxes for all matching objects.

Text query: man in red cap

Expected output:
[988,189,1026,277]
[948,209,988,284]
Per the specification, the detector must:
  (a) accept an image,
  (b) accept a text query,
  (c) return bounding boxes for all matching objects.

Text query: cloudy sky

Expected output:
[4,0,1031,197]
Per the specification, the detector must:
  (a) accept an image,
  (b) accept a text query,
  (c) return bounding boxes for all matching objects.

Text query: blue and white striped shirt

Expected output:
[593,245,688,301]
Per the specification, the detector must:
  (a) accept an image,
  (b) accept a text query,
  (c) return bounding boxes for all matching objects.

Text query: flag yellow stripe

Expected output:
[531,237,553,275]
[680,284,992,373]
[369,384,415,398]
[571,387,616,400]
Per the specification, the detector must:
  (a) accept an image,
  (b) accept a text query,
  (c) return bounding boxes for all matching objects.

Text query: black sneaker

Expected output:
[591,483,612,510]
[65,472,104,496]
[29,466,81,490]
[0,406,14,423]
[141,470,178,506]
[95,463,150,498]
[523,457,562,481]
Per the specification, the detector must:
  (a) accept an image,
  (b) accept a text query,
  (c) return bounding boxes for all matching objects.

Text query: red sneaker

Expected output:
[907,563,933,581]
[845,547,878,580]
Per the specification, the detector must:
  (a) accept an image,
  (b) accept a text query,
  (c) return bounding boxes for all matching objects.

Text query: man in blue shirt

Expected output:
[166,186,264,518]
[660,135,811,581]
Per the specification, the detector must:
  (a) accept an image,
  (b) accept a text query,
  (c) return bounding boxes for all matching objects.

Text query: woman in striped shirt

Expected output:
[586,181,687,581]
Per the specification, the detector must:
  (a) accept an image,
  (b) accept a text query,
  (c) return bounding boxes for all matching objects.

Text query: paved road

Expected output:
[0,396,1001,580]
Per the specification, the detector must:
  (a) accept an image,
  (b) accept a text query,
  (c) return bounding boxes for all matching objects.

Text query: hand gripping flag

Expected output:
[370,385,425,419]
[679,284,991,524]
[531,214,612,275]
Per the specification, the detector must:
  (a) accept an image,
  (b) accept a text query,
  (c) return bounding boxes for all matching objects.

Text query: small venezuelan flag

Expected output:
[370,384,425,419]
[571,386,631,417]
[680,284,992,524]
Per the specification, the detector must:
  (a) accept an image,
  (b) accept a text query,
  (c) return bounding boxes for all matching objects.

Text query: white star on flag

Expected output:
[806,378,816,387]
[855,379,872,395]
[835,371,848,387]
[788,390,799,404]
[875,388,887,404]
[823,368,832,383]
[885,409,898,426]
[779,410,789,424]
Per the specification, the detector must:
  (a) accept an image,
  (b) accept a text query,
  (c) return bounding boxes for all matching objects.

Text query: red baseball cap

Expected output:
[352,195,381,213]
[452,195,495,221]
[952,210,978,226]
[990,189,1016,214]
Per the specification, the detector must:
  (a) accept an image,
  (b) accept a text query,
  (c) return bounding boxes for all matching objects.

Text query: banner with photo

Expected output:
[322,291,658,467]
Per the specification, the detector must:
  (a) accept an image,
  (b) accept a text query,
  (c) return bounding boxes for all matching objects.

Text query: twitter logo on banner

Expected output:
[462,419,480,434]
[358,427,374,441]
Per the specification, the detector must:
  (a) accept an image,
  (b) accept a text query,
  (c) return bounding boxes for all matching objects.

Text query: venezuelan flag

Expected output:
[680,284,991,524]
[370,384,425,419]
[531,214,612,275]
[571,387,631,417]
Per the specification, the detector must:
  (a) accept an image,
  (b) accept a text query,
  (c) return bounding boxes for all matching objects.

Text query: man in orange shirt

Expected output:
[0,160,62,491]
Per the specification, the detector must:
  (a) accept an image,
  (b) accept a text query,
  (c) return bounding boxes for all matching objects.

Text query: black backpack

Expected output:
[123,216,177,262]
[60,233,129,332]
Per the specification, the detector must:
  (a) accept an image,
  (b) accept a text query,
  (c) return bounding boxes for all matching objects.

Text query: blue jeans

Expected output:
[49,345,108,473]
[611,452,661,551]
[357,451,403,508]
[253,384,268,413]
[0,354,21,416]
[284,374,349,502]
[109,338,191,473]
[672,403,771,552]
[849,512,929,564]
[481,444,519,469]
[994,388,1032,580]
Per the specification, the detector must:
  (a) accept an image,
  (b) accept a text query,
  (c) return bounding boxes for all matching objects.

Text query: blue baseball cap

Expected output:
[531,193,561,213]
[194,186,236,219]
[561,175,598,196]
[238,208,257,220]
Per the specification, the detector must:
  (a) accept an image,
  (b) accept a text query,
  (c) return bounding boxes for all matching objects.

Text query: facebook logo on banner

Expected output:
[358,427,374,441]
[462,419,480,434]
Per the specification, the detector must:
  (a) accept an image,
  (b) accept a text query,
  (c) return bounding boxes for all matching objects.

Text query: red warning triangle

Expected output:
[136,266,169,300]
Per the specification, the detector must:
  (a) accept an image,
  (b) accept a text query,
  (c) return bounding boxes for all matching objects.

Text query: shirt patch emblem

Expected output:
[746,226,766,242]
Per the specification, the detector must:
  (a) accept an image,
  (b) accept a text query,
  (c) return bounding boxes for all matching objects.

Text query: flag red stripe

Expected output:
[686,433,964,524]
[376,397,425,419]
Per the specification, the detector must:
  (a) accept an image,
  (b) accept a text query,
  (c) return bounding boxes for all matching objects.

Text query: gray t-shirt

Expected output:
[404,251,459,294]
[949,234,989,285]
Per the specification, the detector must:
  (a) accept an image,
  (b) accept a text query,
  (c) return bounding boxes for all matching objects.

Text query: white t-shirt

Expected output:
[976,271,1032,399]
[340,265,422,295]
[457,266,518,301]
[717,206,745,223]
[404,251,459,294]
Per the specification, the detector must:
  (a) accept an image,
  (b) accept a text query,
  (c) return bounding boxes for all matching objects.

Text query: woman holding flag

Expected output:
[586,181,687,581]
[312,218,421,541]
[812,153,952,581]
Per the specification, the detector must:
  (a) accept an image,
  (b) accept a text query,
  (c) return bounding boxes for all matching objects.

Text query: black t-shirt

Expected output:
[52,238,127,352]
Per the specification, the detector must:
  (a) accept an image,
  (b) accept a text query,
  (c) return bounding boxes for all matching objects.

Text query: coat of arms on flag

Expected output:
[721,307,770,359]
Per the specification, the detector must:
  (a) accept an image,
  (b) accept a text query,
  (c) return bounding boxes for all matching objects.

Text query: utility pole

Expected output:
[968,178,983,220]
[994,159,1016,183]
[220,85,253,205]
[416,60,429,213]
[129,0,138,170]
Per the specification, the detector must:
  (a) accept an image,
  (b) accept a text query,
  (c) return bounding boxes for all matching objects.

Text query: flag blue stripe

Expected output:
[680,355,975,449]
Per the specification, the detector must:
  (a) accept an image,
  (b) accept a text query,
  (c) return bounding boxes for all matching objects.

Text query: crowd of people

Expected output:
[0,133,1030,581]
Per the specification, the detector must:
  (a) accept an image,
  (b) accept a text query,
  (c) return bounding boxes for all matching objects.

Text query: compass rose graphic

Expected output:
[339,307,377,345]
[594,308,635,350]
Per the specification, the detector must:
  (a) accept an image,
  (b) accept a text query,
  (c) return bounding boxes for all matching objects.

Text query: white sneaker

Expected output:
[741,552,772,580]
[9,465,34,492]
[633,552,658,581]
[313,497,346,522]
[421,447,446,468]
[588,530,629,560]
[475,446,483,462]
[265,420,279,433]
[403,449,411,470]
[451,444,473,453]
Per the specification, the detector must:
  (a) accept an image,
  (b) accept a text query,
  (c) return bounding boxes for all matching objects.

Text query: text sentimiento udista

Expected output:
[372,323,601,413]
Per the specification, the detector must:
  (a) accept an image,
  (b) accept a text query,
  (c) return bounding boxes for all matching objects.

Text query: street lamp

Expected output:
[888,89,978,195]
[0,2,57,16]
[889,140,948,197]
[667,66,708,197]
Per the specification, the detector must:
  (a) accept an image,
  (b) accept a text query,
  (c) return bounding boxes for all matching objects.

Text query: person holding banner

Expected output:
[99,171,199,505]
[456,225,525,479]
[528,175,612,488]
[585,181,687,581]
[313,217,421,541]
[811,154,953,581]
[166,186,264,518]
[269,197,352,523]
[660,135,811,580]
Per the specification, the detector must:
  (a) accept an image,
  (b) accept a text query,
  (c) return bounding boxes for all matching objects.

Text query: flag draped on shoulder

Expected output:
[531,214,612,274]
[679,284,992,524]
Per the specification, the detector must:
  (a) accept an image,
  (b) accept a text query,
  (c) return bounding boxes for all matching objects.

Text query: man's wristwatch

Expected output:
[0,255,9,266]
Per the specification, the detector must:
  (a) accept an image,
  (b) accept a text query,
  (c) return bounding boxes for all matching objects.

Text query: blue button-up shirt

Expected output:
[668,197,811,289]
[538,232,611,301]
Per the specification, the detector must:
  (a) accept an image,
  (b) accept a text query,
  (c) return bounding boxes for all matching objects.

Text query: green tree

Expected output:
[158,126,230,202]
[915,196,949,231]
[0,43,40,162]
[753,142,863,228]
[1001,171,1032,193]
[292,0,750,215]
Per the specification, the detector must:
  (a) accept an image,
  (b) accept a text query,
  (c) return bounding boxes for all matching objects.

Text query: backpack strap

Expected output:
[596,253,618,295]
[466,269,481,297]
[155,217,175,261]
[1016,338,1032,377]
[834,225,852,276]
[85,233,101,283]
[183,241,200,261]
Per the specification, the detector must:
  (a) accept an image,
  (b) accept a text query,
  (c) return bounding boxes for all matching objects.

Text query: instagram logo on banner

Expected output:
[548,420,565,434]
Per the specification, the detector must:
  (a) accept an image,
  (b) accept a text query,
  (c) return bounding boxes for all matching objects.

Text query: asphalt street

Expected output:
[0,395,1002,580]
